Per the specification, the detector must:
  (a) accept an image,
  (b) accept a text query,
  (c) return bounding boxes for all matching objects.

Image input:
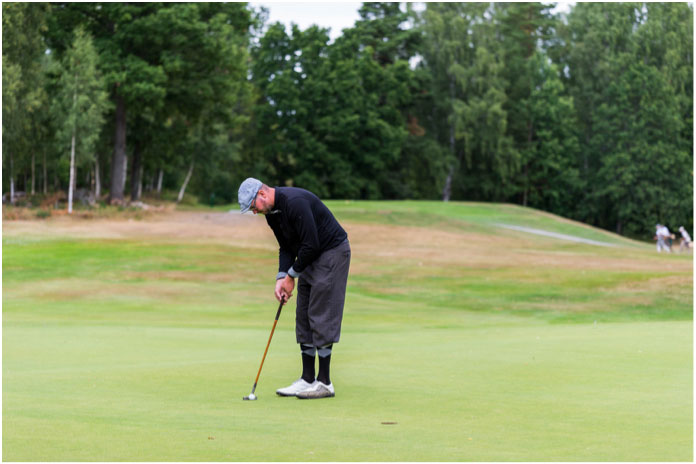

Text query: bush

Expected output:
[35,209,51,219]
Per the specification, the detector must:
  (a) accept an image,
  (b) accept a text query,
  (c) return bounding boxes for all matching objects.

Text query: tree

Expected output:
[52,26,110,213]
[351,2,421,66]
[249,23,334,195]
[346,2,422,198]
[420,3,517,202]
[495,2,560,204]
[46,3,254,204]
[518,54,581,214]
[3,57,22,202]
[2,2,50,201]
[562,3,693,236]
[249,6,419,200]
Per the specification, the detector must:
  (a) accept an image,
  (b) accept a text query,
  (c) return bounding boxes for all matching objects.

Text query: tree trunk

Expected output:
[31,152,36,195]
[95,154,101,199]
[442,115,457,202]
[137,164,143,199]
[442,76,457,202]
[442,166,454,203]
[10,151,15,204]
[43,150,47,194]
[68,132,76,214]
[522,163,529,207]
[121,153,128,196]
[157,168,163,195]
[68,85,78,214]
[523,118,533,207]
[177,162,194,203]
[109,93,127,204]
[130,141,141,202]
[442,114,458,202]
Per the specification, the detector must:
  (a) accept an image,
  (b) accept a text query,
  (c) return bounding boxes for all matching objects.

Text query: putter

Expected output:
[243,296,286,401]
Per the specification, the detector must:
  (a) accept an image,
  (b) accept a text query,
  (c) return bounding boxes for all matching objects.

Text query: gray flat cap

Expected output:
[238,177,263,213]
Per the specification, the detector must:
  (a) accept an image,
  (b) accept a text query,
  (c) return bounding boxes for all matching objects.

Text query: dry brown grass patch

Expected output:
[4,210,691,278]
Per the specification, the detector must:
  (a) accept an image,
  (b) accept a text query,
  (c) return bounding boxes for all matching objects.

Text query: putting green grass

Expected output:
[3,201,693,461]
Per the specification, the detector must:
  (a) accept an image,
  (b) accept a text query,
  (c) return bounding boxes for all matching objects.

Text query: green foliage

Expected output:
[247,4,418,199]
[45,2,254,202]
[51,26,110,168]
[420,3,519,201]
[3,2,692,241]
[562,2,693,236]
[2,3,50,192]
[517,54,582,214]
[494,3,575,204]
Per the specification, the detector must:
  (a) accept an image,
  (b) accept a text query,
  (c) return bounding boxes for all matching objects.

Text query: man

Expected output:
[238,178,351,399]
[655,223,672,253]
[678,226,691,253]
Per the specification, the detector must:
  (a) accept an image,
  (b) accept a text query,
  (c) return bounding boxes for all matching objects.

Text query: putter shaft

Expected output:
[245,297,285,399]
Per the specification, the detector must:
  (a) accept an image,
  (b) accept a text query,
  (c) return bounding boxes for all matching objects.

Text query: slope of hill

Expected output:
[325,200,691,323]
[327,200,646,248]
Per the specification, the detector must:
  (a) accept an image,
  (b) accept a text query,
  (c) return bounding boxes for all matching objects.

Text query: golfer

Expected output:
[655,223,672,253]
[678,226,691,252]
[238,178,351,399]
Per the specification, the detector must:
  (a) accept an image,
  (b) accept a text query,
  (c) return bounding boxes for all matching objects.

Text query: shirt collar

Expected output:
[269,187,284,214]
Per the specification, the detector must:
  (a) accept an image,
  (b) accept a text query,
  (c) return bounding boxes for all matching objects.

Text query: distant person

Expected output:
[238,178,351,399]
[655,223,672,253]
[678,226,691,252]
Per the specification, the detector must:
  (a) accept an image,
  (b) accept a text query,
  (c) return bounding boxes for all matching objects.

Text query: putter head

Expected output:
[243,393,257,401]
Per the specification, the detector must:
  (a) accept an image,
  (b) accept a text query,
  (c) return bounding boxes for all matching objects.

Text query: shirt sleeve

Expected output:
[267,216,295,279]
[287,198,321,276]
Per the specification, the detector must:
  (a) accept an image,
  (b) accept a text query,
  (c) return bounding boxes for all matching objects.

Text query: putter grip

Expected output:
[274,298,284,320]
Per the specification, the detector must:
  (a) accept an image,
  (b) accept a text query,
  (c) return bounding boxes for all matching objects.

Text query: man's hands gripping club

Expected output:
[275,275,295,302]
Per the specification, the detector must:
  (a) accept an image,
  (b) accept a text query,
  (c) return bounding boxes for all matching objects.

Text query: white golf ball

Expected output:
[248,393,256,400]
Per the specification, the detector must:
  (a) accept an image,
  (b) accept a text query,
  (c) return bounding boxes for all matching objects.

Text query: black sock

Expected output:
[300,344,316,383]
[317,344,332,385]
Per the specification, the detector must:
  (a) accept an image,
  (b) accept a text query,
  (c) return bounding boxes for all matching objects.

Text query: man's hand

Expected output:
[275,275,295,302]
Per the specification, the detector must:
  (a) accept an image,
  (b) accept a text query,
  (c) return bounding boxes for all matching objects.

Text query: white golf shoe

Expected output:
[296,381,335,399]
[276,378,316,397]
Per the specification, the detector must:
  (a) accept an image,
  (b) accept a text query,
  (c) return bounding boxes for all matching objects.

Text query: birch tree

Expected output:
[52,27,109,213]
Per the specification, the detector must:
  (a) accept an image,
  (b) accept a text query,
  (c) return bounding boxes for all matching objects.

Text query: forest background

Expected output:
[2,2,693,238]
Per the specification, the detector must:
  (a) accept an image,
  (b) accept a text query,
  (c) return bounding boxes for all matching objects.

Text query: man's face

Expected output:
[251,190,270,215]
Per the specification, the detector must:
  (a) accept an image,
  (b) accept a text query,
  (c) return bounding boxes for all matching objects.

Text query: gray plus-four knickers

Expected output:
[295,239,351,347]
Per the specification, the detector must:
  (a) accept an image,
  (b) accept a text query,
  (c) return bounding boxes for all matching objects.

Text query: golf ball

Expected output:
[248,393,256,400]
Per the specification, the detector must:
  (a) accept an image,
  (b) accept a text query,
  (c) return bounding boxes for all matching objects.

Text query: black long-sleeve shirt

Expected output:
[265,187,347,278]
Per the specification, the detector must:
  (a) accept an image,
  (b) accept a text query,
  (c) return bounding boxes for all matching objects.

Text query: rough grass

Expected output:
[2,201,693,461]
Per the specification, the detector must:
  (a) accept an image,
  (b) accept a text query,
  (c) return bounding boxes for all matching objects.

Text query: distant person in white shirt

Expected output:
[678,226,691,253]
[655,224,671,253]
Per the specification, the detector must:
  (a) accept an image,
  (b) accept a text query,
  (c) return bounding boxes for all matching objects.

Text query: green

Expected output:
[3,202,692,460]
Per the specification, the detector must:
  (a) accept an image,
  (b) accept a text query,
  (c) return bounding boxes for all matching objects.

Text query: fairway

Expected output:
[3,202,693,461]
